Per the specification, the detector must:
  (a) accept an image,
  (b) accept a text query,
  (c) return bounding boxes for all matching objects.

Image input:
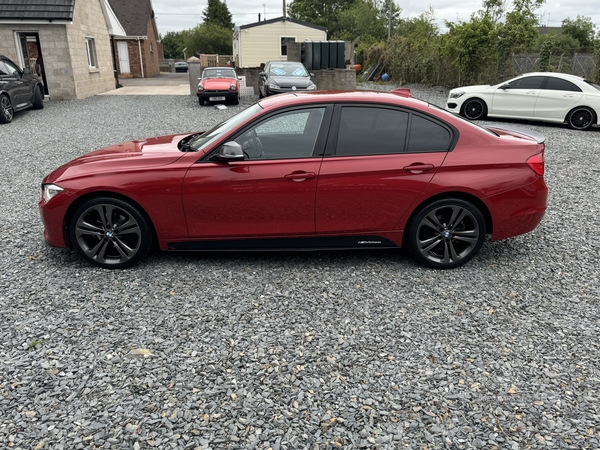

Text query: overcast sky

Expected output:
[151,0,600,35]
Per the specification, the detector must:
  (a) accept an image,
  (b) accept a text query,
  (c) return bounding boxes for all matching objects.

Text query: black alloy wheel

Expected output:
[69,197,152,269]
[406,198,486,269]
[462,98,487,120]
[567,107,594,130]
[0,95,13,123]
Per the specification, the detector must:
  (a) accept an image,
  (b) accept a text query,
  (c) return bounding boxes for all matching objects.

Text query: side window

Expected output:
[0,61,9,76]
[3,60,20,76]
[235,108,325,160]
[335,107,409,156]
[407,115,452,153]
[281,37,295,56]
[86,37,98,68]
[545,77,582,92]
[511,76,544,89]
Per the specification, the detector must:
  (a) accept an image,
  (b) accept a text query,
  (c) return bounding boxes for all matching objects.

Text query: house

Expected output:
[233,16,327,68]
[0,0,115,100]
[107,0,162,78]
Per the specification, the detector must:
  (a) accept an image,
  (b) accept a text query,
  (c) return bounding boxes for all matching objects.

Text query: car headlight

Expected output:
[42,184,63,202]
[268,81,279,89]
[449,91,465,99]
[197,84,204,91]
[229,84,237,91]
[307,83,317,91]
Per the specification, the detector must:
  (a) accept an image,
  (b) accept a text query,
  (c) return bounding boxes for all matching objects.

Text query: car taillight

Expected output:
[527,152,544,176]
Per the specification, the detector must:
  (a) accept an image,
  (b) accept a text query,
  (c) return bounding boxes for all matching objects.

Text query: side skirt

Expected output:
[167,236,400,251]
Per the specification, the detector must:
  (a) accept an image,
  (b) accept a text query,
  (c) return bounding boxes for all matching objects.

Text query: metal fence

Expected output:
[512,53,596,78]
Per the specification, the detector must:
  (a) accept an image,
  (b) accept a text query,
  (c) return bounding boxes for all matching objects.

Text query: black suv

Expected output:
[0,55,44,123]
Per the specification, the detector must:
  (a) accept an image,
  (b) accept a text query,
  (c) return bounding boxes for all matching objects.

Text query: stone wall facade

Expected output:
[0,0,115,100]
[66,0,115,98]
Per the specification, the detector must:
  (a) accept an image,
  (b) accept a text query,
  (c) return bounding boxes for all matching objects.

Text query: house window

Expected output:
[150,42,154,53]
[281,37,295,56]
[85,37,97,68]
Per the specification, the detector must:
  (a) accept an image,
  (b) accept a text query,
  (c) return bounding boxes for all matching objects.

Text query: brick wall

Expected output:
[113,15,161,78]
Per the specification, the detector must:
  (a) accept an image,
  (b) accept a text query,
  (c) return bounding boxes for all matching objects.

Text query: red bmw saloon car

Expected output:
[39,90,547,270]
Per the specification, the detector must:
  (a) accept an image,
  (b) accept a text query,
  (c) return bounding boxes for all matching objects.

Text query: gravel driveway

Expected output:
[1,87,599,450]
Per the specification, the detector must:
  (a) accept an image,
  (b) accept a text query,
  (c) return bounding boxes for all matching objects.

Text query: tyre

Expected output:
[258,87,264,99]
[32,85,44,109]
[198,97,205,106]
[406,198,486,269]
[567,107,595,130]
[231,95,239,105]
[461,98,487,120]
[0,94,13,123]
[69,197,153,269]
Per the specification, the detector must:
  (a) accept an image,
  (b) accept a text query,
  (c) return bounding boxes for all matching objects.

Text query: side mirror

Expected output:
[216,141,245,162]
[499,83,511,89]
[259,71,266,77]
[309,73,315,77]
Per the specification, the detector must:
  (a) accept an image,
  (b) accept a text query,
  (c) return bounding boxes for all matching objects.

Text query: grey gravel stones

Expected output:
[1,89,599,449]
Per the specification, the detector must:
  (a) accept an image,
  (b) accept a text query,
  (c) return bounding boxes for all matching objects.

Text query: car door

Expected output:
[0,59,29,107]
[182,106,331,239]
[534,76,583,121]
[315,105,451,235]
[491,75,545,118]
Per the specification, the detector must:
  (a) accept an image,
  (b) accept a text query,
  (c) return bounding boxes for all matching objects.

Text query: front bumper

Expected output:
[198,91,238,102]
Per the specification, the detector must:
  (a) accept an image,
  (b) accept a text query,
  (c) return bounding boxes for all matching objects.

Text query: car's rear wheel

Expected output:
[32,85,44,109]
[69,197,152,269]
[0,94,13,123]
[567,107,595,130]
[406,198,486,269]
[461,98,487,120]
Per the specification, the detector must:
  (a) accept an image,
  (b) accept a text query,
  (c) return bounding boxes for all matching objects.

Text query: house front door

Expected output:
[16,32,48,95]
[117,41,130,74]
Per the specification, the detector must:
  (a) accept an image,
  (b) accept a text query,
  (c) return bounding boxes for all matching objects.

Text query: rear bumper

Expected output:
[488,177,548,240]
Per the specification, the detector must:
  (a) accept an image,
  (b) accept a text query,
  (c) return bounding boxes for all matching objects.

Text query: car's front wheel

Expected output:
[32,85,44,109]
[69,197,153,269]
[406,198,486,269]
[461,98,487,120]
[0,94,13,123]
[567,107,595,130]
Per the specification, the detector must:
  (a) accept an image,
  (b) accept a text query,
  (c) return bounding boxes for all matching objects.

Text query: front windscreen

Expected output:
[188,103,263,152]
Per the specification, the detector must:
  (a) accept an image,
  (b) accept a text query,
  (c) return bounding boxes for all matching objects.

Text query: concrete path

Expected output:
[100,73,191,96]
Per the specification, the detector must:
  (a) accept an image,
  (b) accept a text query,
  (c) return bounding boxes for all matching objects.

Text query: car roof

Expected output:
[257,90,431,111]
[519,72,586,82]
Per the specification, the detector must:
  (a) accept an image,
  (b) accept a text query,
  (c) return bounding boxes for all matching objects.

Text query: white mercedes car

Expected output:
[446,72,600,130]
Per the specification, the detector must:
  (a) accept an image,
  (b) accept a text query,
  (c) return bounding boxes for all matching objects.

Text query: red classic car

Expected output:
[39,90,547,270]
[197,67,239,105]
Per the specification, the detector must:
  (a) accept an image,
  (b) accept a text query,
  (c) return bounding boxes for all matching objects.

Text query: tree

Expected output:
[288,0,358,37]
[203,0,233,29]
[184,23,233,56]
[336,0,389,41]
[441,15,497,85]
[561,16,596,50]
[161,30,188,60]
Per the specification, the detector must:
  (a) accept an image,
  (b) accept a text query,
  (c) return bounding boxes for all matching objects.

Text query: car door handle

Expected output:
[526,91,537,95]
[563,94,573,98]
[403,163,434,173]
[284,171,315,181]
